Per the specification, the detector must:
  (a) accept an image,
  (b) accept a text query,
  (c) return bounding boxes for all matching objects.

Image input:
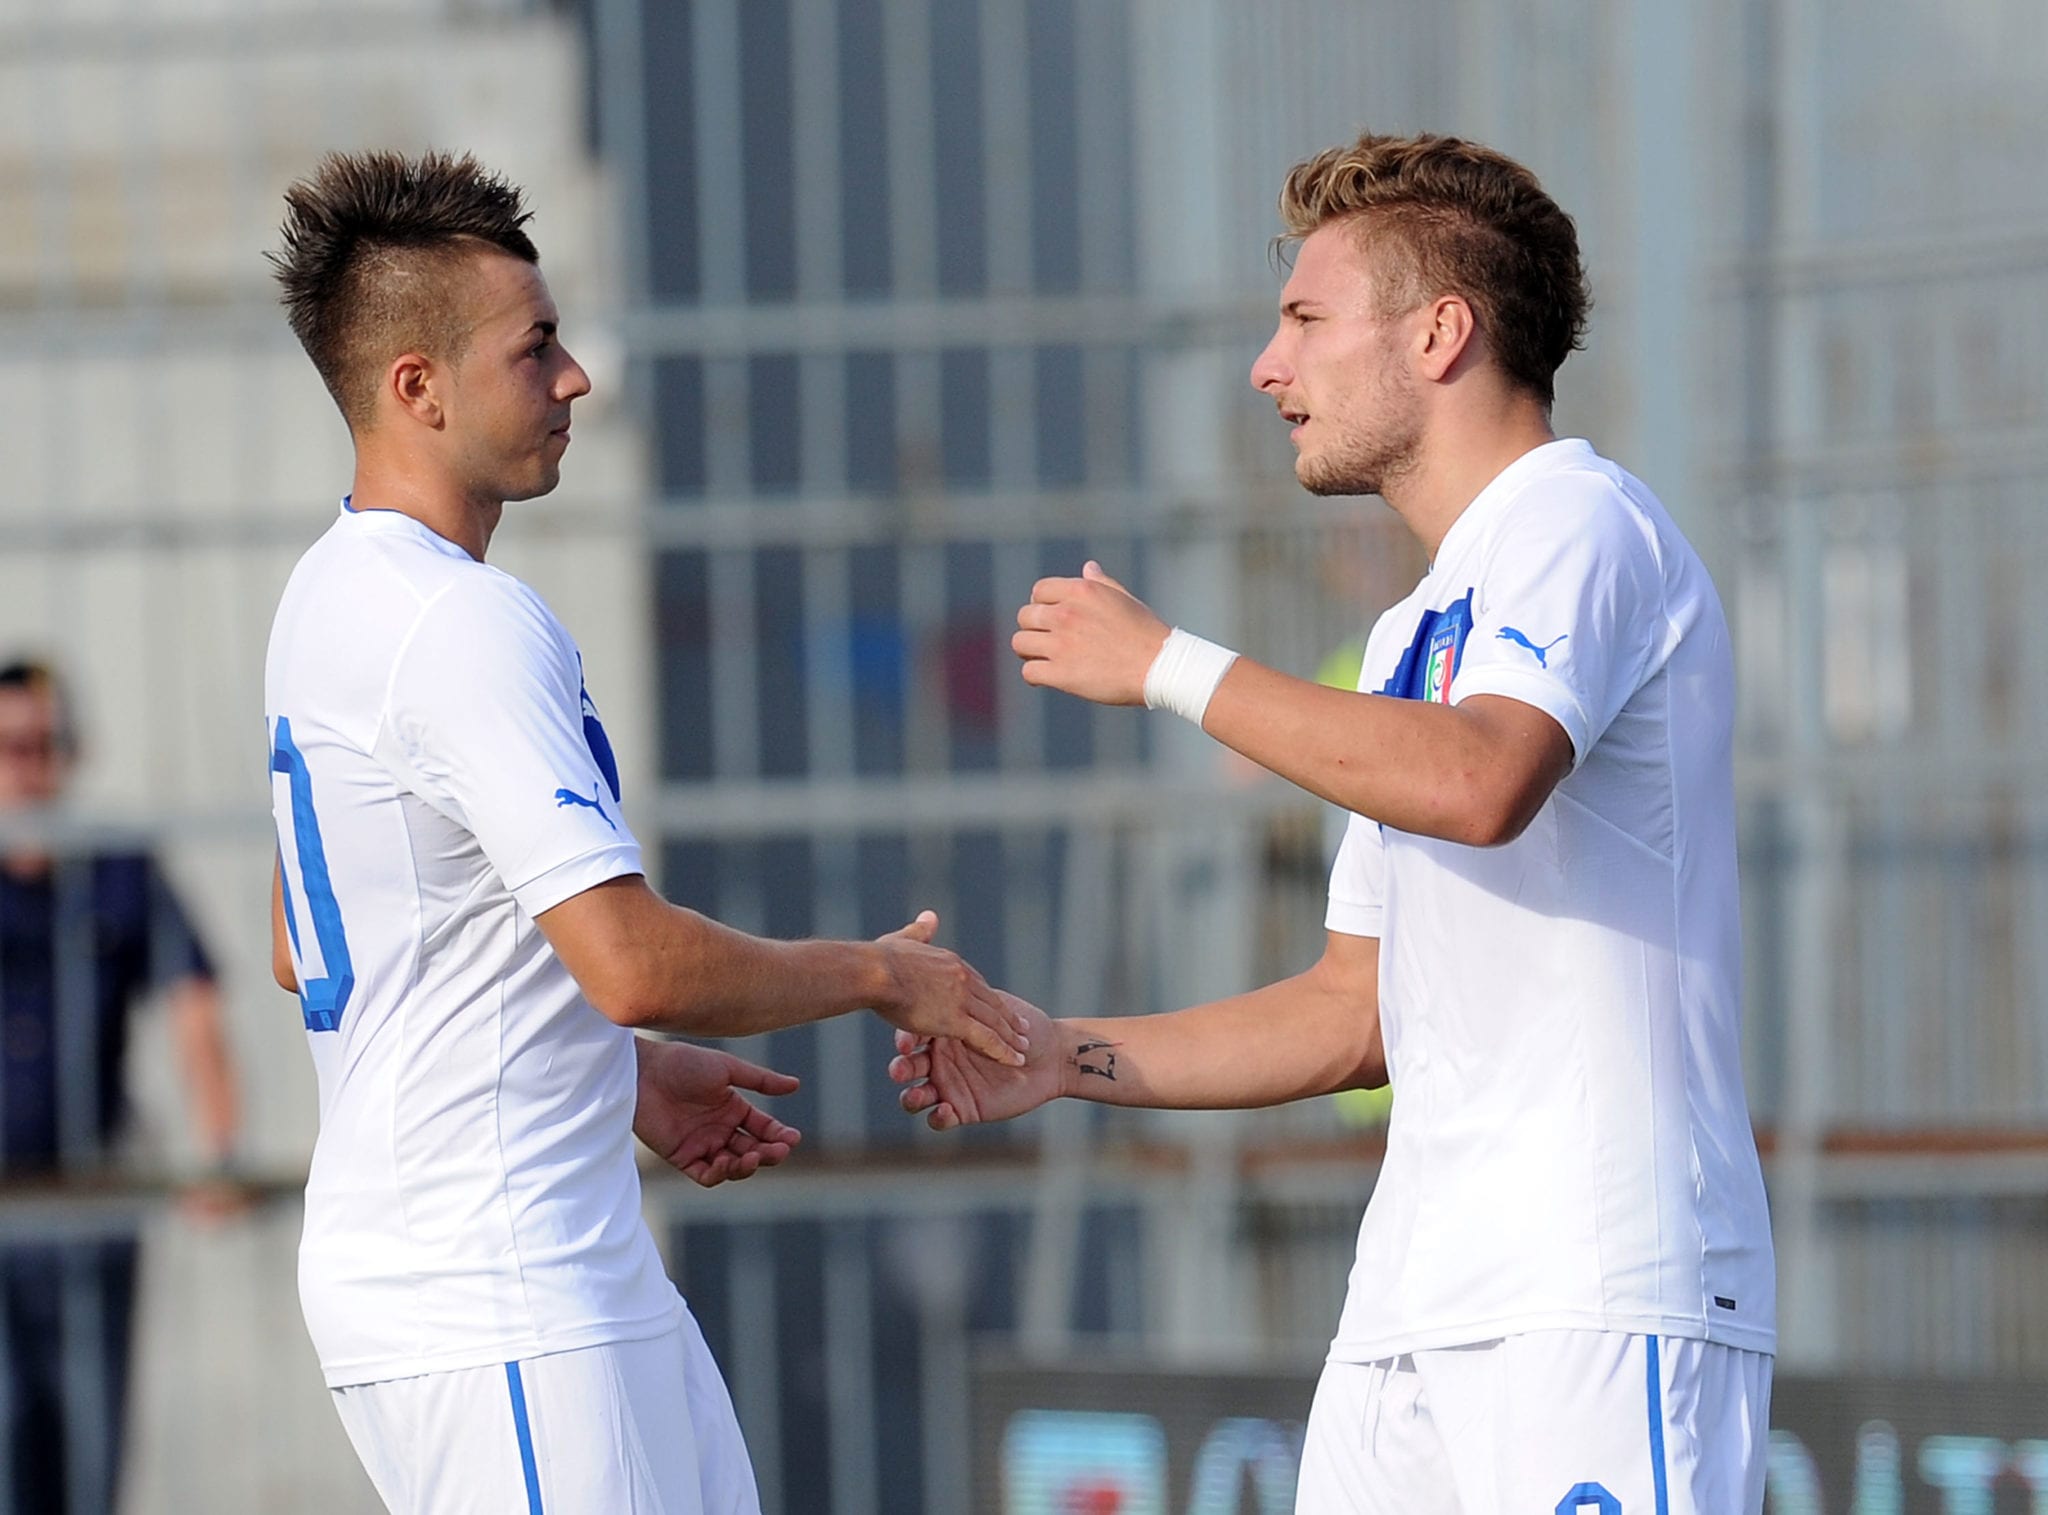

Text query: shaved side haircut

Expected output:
[269,151,539,427]
[1278,133,1591,408]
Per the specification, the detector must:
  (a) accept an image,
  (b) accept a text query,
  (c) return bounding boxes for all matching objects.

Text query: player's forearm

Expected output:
[1053,970,1381,1110]
[615,907,892,1037]
[1199,660,1546,846]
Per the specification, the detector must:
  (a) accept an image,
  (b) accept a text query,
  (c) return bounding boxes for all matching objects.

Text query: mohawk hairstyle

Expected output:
[268,150,539,427]
[1276,133,1590,407]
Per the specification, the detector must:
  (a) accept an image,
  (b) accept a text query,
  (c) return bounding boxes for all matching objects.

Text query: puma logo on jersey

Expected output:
[554,784,616,831]
[1496,627,1568,667]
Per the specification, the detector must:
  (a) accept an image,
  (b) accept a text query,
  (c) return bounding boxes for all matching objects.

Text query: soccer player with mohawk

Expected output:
[264,150,1031,1514]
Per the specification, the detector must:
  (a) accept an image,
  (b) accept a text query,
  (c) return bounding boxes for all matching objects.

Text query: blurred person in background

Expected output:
[0,657,241,1515]
[893,132,1774,1515]
[265,149,1028,1515]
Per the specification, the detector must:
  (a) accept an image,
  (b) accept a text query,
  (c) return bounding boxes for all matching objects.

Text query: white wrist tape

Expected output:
[1142,628,1240,728]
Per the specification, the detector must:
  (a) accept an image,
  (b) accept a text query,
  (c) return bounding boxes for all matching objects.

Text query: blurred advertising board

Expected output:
[972,1358,2048,1513]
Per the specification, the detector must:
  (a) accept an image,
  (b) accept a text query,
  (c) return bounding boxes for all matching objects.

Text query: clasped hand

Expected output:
[1012,560,1169,706]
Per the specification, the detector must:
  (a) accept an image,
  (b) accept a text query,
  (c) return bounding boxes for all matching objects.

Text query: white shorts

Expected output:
[330,1310,760,1515]
[1295,1331,1771,1515]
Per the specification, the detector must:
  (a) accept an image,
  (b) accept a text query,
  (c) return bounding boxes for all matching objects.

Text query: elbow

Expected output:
[1462,808,1528,849]
[586,980,665,1031]
[1446,780,1549,848]
[272,954,298,995]
[582,966,694,1033]
[1352,1050,1390,1091]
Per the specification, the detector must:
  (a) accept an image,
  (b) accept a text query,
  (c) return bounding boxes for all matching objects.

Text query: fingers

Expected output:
[1082,559,1130,594]
[888,1050,932,1085]
[959,1014,1024,1067]
[1029,564,1130,607]
[1012,629,1054,661]
[931,966,1029,1062]
[886,909,940,944]
[972,980,1033,1059]
[723,1056,802,1097]
[991,983,1034,1038]
[894,1080,958,1127]
[894,1028,925,1056]
[898,1081,937,1114]
[740,1103,803,1147]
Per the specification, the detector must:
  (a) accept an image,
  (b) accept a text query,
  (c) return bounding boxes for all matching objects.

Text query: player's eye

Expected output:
[529,340,552,359]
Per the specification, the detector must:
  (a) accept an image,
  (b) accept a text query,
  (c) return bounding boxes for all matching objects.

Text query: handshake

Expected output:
[630,909,1072,1189]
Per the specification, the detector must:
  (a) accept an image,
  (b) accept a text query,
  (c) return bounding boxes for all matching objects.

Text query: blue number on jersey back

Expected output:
[1556,1484,1621,1514]
[271,717,355,1033]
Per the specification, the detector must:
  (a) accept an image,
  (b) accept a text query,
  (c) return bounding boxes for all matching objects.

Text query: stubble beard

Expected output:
[1295,408,1423,500]
[1293,359,1423,500]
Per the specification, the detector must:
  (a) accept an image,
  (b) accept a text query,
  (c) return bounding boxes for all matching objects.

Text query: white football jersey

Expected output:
[1324,439,1775,1361]
[265,501,681,1388]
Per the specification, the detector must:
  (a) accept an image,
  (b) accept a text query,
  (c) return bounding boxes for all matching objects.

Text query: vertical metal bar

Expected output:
[694,0,760,796]
[882,0,946,820]
[729,1226,784,1515]
[881,0,939,298]
[1020,823,1112,1351]
[1073,0,1132,490]
[595,0,654,308]
[708,548,761,783]
[1775,486,1841,1370]
[790,0,868,1157]
[981,0,1045,783]
[1627,0,1708,566]
[822,1222,878,1515]
[2025,481,2048,1117]
[917,1269,970,1515]
[1127,0,1253,1356]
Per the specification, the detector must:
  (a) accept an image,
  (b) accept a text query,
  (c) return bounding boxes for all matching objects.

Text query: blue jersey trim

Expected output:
[1646,1335,1670,1515]
[506,1361,544,1514]
[1380,588,1476,703]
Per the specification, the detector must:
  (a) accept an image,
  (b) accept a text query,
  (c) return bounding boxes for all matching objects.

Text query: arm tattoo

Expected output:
[1074,1039,1120,1082]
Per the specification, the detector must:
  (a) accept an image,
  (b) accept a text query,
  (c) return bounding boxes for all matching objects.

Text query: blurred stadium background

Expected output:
[3,0,2047,1509]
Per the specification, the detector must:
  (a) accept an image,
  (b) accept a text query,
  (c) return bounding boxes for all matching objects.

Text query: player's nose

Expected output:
[557,347,593,403]
[1249,332,1292,394]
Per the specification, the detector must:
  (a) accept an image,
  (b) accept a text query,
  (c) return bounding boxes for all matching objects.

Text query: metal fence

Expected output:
[4,0,2048,1511]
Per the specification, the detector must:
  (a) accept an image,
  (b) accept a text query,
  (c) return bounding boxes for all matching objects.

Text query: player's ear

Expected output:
[387,353,446,429]
[1414,294,1476,382]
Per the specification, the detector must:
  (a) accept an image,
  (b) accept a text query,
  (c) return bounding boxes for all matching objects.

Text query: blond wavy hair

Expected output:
[1277,133,1590,406]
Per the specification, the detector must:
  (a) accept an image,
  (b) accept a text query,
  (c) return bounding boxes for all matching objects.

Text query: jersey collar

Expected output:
[1428,437,1596,573]
[336,496,474,561]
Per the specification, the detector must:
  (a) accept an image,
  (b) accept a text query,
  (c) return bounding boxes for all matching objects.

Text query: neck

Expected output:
[2,849,51,883]
[1383,399,1559,562]
[348,449,501,561]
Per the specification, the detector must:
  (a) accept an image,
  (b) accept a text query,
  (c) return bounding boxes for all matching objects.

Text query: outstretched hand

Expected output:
[874,910,1033,1066]
[887,991,1063,1131]
[633,1038,802,1187]
[1012,560,1170,707]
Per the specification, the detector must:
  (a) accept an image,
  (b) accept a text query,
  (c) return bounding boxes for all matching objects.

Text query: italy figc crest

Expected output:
[1423,621,1460,703]
[1382,589,1476,705]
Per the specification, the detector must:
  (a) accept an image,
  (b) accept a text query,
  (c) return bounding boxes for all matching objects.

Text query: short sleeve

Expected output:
[141,856,215,990]
[385,577,642,917]
[1449,480,1664,765]
[1324,810,1385,938]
